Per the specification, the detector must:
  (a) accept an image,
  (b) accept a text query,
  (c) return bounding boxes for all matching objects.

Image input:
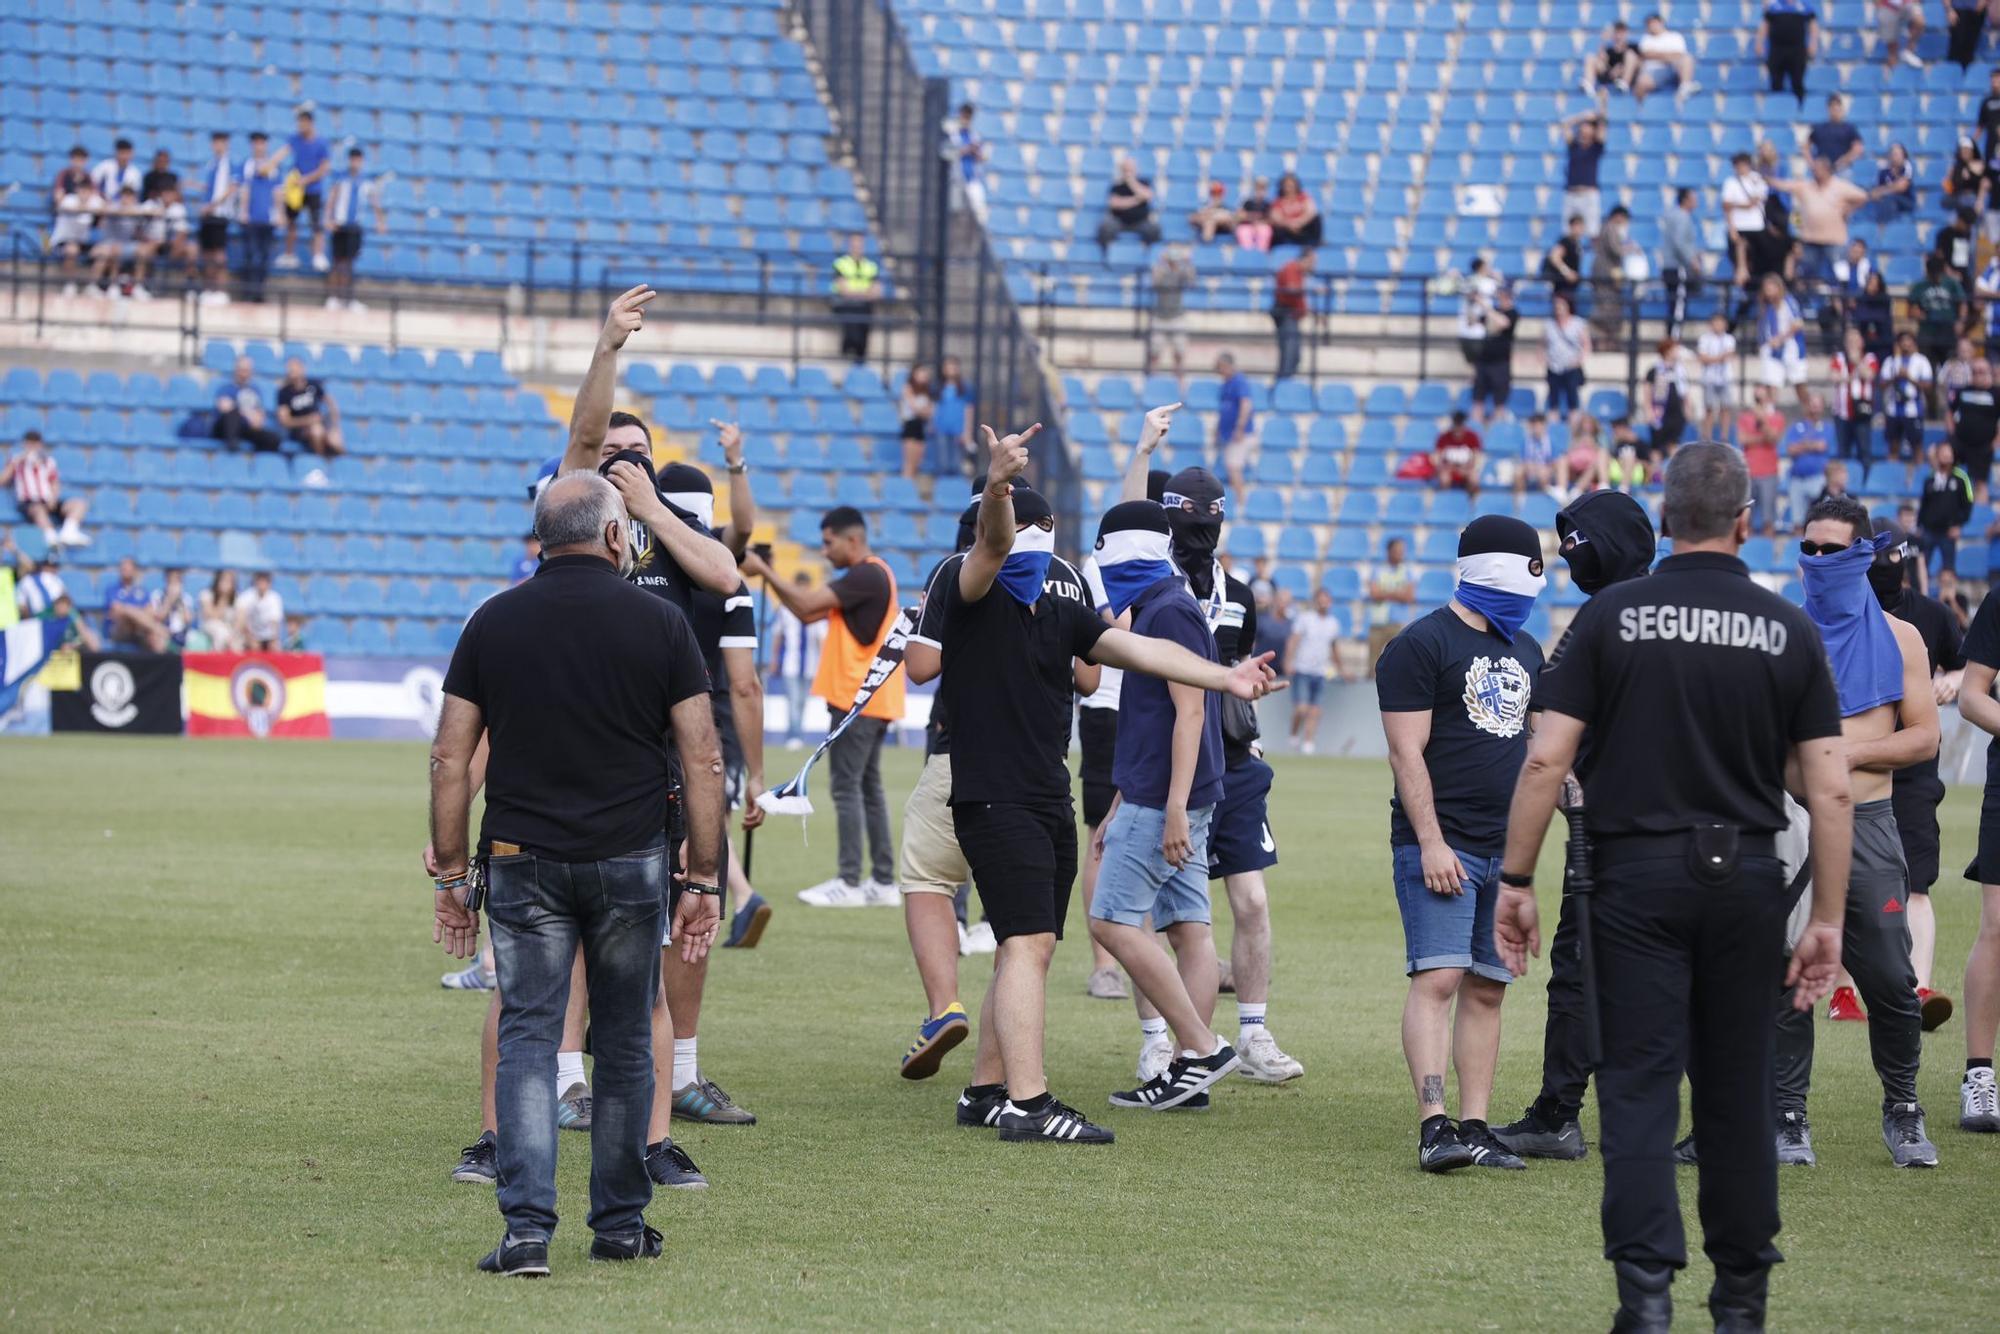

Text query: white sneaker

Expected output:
[862,879,903,906]
[202,288,230,306]
[1138,1032,1173,1083]
[797,877,868,908]
[324,296,344,311]
[58,524,90,547]
[130,284,151,301]
[1237,1029,1306,1084]
[61,282,78,298]
[1899,49,1924,70]
[1299,740,1317,755]
[1963,1067,2000,1132]
[345,298,367,313]
[311,253,330,272]
[301,467,329,489]
[958,920,997,956]
[1675,79,1699,107]
[785,738,805,751]
[274,252,300,270]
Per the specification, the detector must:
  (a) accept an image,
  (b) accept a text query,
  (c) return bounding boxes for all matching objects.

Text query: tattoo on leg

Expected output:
[1421,1074,1445,1107]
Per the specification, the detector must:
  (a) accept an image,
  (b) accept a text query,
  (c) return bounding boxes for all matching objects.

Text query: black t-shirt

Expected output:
[628,507,711,618]
[833,558,892,643]
[1565,140,1604,191]
[1478,309,1518,366]
[1951,384,2000,450]
[689,581,757,697]
[1765,7,1813,48]
[916,552,1090,757]
[1196,571,1260,762]
[442,554,710,859]
[1981,93,2000,163]
[1960,589,2000,779]
[1376,606,1545,855]
[141,167,177,201]
[1544,236,1582,285]
[1535,552,1840,837]
[1892,588,1963,797]
[937,568,1107,804]
[1109,177,1154,225]
[280,378,326,419]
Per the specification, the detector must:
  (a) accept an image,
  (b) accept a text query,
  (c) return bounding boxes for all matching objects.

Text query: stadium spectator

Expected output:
[1581,19,1640,103]
[1919,442,1975,574]
[104,557,170,653]
[1235,175,1273,251]
[213,356,282,453]
[1457,258,1496,364]
[48,592,101,651]
[771,571,826,749]
[511,533,540,585]
[1641,337,1689,464]
[275,358,345,460]
[1271,248,1312,383]
[1982,68,2000,164]
[1943,140,1987,216]
[1854,269,1898,362]
[1882,331,1936,485]
[1256,585,1294,663]
[1658,187,1702,340]
[1938,567,1972,629]
[898,364,934,480]
[139,148,176,203]
[196,131,236,307]
[1933,207,1978,289]
[1875,0,1926,68]
[1189,181,1236,243]
[1267,172,1322,247]
[1753,139,1798,274]
[199,570,243,651]
[1757,273,1811,408]
[1872,142,1916,225]
[151,567,195,648]
[324,147,386,312]
[237,131,280,304]
[1758,0,1820,105]
[49,150,95,296]
[1095,156,1161,253]
[1149,244,1196,380]
[1558,413,1609,495]
[930,356,976,478]
[1,430,89,549]
[1950,356,2000,503]
[1813,457,1853,506]
[1784,393,1833,526]
[91,186,158,300]
[830,233,881,363]
[1807,95,1865,174]
[1284,586,1344,753]
[1695,309,1738,440]
[1981,254,2000,358]
[1470,285,1517,426]
[1769,157,1874,293]
[1738,383,1787,536]
[1432,410,1484,496]
[1830,327,1881,486]
[50,144,89,211]
[1541,213,1586,305]
[236,569,285,652]
[1833,238,1880,348]
[1543,291,1591,427]
[1589,205,1635,340]
[943,102,988,222]
[1722,151,1774,311]
[1942,336,1979,398]
[276,107,332,272]
[1914,257,1970,377]
[8,544,65,619]
[1215,352,1258,493]
[1367,536,1416,628]
[1605,417,1649,494]
[148,184,196,284]
[1517,412,1557,495]
[1946,0,1991,70]
[283,614,308,651]
[1633,12,1699,106]
[90,138,140,200]
[1558,112,1606,238]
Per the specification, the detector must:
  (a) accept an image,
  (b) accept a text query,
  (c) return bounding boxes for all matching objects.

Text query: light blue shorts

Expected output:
[1090,802,1214,929]
[1390,843,1512,985]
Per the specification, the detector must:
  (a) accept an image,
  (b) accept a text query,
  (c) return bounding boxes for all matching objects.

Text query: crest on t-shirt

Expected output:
[1462,656,1531,739]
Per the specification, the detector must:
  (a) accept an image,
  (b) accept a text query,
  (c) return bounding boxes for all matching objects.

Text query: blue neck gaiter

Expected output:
[1454,581,1536,641]
[1800,531,1905,716]
[998,523,1055,606]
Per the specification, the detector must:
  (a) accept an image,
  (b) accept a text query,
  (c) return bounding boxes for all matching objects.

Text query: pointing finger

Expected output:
[1015,422,1043,444]
[979,424,998,452]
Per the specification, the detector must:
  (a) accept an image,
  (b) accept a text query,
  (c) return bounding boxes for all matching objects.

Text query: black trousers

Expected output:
[1592,846,1787,1277]
[835,300,872,361]
[1950,8,1987,69]
[1536,870,1595,1120]
[1765,46,1808,104]
[214,409,281,453]
[1661,266,1690,340]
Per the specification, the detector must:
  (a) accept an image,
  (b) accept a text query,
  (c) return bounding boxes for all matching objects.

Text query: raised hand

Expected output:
[1137,402,1181,456]
[599,284,657,352]
[980,422,1041,488]
[607,460,667,525]
[712,419,744,465]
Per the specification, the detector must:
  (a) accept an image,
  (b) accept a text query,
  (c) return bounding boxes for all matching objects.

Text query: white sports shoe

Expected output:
[274,252,300,270]
[311,253,330,272]
[862,879,903,907]
[1237,1030,1306,1084]
[345,299,368,312]
[61,282,78,298]
[1138,1033,1173,1083]
[959,921,996,955]
[324,296,344,311]
[1963,1067,2000,1132]
[1898,49,1924,70]
[130,284,152,301]
[797,877,869,908]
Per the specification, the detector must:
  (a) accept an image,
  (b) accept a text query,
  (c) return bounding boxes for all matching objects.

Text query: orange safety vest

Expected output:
[811,555,905,721]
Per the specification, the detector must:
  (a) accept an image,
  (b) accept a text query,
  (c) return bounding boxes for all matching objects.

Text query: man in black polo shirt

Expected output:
[429,471,723,1276]
[942,425,1283,1145]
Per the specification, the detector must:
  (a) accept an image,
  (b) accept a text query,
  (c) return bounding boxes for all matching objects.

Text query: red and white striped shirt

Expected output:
[9,448,59,506]
[1830,351,1878,422]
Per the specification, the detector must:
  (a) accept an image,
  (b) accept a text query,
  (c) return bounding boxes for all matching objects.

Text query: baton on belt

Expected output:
[1559,776,1603,1068]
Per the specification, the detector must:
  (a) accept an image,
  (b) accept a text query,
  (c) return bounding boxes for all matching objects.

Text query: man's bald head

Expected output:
[535,471,629,572]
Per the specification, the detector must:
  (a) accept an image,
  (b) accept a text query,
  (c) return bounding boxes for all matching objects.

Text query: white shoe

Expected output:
[1299,740,1317,755]
[58,524,90,547]
[785,738,805,751]
[61,282,78,298]
[202,288,230,306]
[1675,79,1699,107]
[1138,1033,1174,1083]
[130,284,151,301]
[1963,1067,2000,1132]
[961,921,996,954]
[345,299,367,313]
[311,253,330,272]
[301,467,329,489]
[1899,49,1924,70]
[797,877,869,908]
[274,252,300,270]
[862,878,903,906]
[324,296,344,311]
[1237,1029,1306,1084]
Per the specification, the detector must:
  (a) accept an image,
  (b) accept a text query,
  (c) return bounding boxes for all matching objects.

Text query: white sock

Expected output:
[1180,1034,1228,1061]
[1238,1002,1268,1044]
[556,1051,585,1094]
[673,1037,698,1090]
[1138,1017,1168,1042]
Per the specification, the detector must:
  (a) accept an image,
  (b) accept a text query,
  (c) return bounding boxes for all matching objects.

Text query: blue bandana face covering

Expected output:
[1800,531,1904,716]
[997,523,1056,605]
[1094,526,1178,616]
[1454,550,1544,641]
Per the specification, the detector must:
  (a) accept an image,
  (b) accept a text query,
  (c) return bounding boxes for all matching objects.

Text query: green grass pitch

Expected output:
[2,736,1997,1329]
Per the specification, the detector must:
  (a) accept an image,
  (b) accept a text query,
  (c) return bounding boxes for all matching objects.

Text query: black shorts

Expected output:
[331,224,363,263]
[287,191,323,224]
[284,421,321,444]
[1882,417,1926,460]
[1207,754,1278,879]
[1968,753,2000,886]
[198,215,231,253]
[1957,432,1994,487]
[1078,705,1119,827]
[953,798,1078,943]
[1893,773,1944,894]
[1471,360,1511,408]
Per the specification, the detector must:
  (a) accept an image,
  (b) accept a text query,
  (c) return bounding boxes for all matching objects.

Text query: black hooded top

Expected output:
[1543,489,1657,783]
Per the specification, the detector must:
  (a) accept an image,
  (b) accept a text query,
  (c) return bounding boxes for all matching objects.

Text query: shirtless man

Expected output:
[1782,495,1940,1167]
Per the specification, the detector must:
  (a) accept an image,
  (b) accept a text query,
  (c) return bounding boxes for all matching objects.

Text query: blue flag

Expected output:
[0,617,67,714]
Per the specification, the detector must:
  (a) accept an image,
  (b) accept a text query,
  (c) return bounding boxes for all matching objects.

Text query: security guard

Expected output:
[1493,443,1853,1332]
[831,233,882,362]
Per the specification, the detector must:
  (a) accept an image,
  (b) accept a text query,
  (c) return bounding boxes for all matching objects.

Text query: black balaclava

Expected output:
[1555,490,1657,595]
[1869,516,1911,610]
[655,461,715,531]
[1162,465,1225,600]
[1146,468,1170,503]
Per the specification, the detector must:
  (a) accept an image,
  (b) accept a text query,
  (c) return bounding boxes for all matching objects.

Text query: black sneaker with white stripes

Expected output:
[1460,1121,1527,1170]
[956,1084,1009,1128]
[1109,1043,1240,1111]
[996,1096,1114,1144]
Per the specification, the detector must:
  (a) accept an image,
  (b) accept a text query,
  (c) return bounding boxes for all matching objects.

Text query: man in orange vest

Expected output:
[750,506,905,907]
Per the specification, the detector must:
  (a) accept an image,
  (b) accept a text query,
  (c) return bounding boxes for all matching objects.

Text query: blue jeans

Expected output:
[782,676,810,741]
[240,223,274,302]
[1272,311,1302,380]
[1390,843,1511,984]
[1090,802,1215,928]
[488,845,665,1243]
[1833,417,1874,485]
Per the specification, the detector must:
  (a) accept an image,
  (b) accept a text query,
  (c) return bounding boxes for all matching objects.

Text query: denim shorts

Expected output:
[1390,843,1511,984]
[1091,802,1214,929]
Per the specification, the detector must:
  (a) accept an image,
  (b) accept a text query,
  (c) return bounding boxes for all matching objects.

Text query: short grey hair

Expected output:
[533,471,621,552]
[1662,442,1750,544]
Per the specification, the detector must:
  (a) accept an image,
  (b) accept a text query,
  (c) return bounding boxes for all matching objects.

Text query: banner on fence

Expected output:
[323,656,447,741]
[49,651,185,734]
[184,651,330,738]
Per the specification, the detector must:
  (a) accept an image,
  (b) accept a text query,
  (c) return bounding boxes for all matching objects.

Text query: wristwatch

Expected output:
[684,880,724,897]
[726,461,747,475]
[1499,871,1535,889]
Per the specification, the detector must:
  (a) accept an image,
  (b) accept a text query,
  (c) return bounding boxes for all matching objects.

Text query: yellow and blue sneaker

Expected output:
[900,1003,970,1081]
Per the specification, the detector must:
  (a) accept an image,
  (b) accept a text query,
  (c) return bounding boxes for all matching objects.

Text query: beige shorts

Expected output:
[1151,314,1189,355]
[900,752,969,895]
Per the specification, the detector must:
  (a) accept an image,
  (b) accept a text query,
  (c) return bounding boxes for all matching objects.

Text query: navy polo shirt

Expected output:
[1111,576,1225,811]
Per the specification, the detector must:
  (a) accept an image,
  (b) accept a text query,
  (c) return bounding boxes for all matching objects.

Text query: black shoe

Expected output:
[476,1235,550,1278]
[451,1131,497,1184]
[590,1224,663,1262]
[1611,1260,1673,1332]
[1671,1133,1698,1166]
[1418,1118,1475,1173]
[1461,1122,1528,1170]
[1709,1266,1769,1332]
[645,1137,709,1190]
[996,1096,1115,1144]
[956,1084,1009,1128]
[1492,1104,1587,1160]
[1109,1044,1239,1111]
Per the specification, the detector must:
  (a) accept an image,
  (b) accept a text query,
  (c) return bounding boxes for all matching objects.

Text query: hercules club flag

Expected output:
[757,607,915,818]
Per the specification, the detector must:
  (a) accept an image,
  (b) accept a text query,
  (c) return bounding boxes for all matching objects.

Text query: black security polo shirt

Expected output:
[936,566,1106,805]
[915,552,1091,759]
[442,553,710,860]
[1536,551,1840,836]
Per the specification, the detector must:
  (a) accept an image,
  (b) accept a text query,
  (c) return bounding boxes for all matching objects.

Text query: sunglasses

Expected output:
[1798,539,1863,558]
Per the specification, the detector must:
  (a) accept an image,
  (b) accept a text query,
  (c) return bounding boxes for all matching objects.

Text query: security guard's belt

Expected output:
[1594,830,1776,864]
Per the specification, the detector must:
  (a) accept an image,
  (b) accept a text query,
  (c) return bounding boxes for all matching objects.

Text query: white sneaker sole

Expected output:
[1148,1051,1241,1110]
[1237,1060,1305,1085]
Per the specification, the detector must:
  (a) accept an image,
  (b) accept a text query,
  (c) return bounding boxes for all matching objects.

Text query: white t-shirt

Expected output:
[235,587,284,644]
[1696,329,1737,388]
[1722,174,1768,233]
[1079,557,1122,710]
[772,606,825,681]
[1639,30,1688,62]
[1289,608,1342,677]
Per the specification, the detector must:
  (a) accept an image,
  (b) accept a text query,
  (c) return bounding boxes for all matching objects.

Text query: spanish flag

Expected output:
[184,652,331,739]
